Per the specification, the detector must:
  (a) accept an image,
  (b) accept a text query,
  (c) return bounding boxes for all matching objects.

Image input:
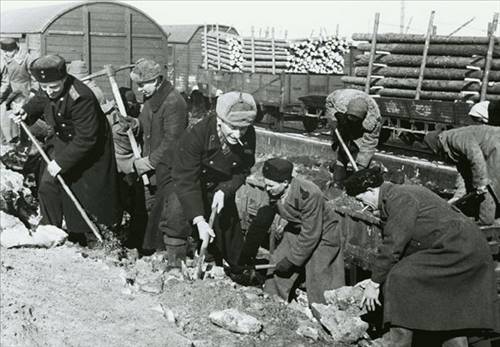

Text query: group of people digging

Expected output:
[2,37,500,345]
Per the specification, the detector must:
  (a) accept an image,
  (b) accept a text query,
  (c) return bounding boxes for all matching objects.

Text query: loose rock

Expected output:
[209,308,263,334]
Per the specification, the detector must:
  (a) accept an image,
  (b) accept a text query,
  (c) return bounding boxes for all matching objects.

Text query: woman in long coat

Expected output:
[344,168,499,346]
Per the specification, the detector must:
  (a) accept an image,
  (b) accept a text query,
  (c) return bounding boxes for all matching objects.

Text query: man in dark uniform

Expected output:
[12,55,120,246]
[149,91,256,270]
[344,168,499,346]
[249,158,345,304]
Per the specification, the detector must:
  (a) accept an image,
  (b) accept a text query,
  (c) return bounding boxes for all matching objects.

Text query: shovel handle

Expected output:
[334,128,359,172]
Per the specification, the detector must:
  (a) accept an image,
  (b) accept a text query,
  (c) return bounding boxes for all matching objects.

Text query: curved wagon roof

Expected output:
[0,1,167,38]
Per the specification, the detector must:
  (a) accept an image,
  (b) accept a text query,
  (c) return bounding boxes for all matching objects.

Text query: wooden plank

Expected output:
[481,13,499,101]
[415,11,435,100]
[82,6,91,73]
[87,3,125,15]
[365,13,380,94]
[48,17,83,31]
[130,13,159,36]
[125,9,132,68]
[204,24,208,69]
[91,37,124,48]
[47,30,84,36]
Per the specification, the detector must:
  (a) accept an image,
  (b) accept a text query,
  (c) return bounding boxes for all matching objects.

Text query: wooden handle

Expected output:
[334,128,359,171]
[19,121,103,242]
[255,264,276,271]
[104,65,149,186]
[81,64,134,82]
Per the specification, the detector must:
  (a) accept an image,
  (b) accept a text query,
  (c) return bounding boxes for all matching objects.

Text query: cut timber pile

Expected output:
[344,31,500,102]
[288,36,349,74]
[203,28,348,75]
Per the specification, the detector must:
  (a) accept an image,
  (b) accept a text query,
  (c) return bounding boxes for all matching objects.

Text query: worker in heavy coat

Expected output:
[424,125,500,225]
[256,158,345,304]
[12,55,120,245]
[120,58,188,250]
[469,100,500,126]
[344,168,499,346]
[0,38,38,143]
[325,89,382,182]
[157,92,257,269]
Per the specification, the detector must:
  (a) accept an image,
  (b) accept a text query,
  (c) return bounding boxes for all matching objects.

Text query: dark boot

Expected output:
[389,326,413,347]
[165,237,188,268]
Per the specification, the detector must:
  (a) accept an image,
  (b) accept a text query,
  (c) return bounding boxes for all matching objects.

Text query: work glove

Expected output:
[211,190,225,214]
[47,160,62,177]
[274,257,295,276]
[360,279,381,312]
[194,217,216,249]
[117,115,139,133]
[133,157,154,176]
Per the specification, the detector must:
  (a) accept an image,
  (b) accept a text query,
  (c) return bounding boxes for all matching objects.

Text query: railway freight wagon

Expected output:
[0,0,169,99]
[162,24,238,93]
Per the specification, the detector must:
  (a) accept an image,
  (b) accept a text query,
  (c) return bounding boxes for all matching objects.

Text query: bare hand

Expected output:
[9,109,27,124]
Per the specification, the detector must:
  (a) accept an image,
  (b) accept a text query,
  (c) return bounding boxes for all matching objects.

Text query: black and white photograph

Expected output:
[0,0,499,345]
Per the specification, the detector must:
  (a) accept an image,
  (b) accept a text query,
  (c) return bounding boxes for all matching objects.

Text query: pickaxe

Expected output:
[104,64,150,186]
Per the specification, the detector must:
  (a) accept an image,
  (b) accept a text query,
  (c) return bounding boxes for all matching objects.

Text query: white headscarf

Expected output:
[468,101,489,123]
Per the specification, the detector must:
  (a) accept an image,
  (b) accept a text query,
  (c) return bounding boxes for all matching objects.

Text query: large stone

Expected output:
[323,285,366,316]
[209,308,262,334]
[311,303,368,344]
[0,218,67,249]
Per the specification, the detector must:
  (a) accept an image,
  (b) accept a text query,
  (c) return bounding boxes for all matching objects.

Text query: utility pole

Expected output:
[400,0,405,33]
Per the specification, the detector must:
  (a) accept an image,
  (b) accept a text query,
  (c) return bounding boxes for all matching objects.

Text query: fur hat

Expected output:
[130,58,162,83]
[216,91,257,127]
[0,38,18,52]
[344,167,384,196]
[30,55,67,82]
[262,158,293,183]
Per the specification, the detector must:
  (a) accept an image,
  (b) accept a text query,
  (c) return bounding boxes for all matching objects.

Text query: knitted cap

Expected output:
[344,167,384,196]
[346,97,368,120]
[216,91,257,127]
[30,55,67,82]
[130,58,162,83]
[423,130,443,154]
[67,60,89,80]
[262,158,293,183]
[468,101,489,123]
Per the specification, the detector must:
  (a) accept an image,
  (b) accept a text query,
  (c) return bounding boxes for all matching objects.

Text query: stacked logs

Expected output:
[204,32,244,72]
[287,36,349,74]
[342,33,500,102]
[202,29,348,75]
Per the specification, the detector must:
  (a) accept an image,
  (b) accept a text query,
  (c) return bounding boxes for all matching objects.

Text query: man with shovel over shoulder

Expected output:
[154,91,257,277]
[250,158,345,304]
[11,55,120,246]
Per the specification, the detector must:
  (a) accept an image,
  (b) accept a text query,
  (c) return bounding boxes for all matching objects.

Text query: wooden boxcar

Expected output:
[162,24,238,93]
[0,0,169,98]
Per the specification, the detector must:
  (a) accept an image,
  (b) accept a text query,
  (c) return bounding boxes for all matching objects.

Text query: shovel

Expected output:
[194,207,217,279]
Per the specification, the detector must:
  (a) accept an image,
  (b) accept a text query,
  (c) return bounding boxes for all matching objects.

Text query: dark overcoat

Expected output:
[166,114,256,265]
[264,177,345,304]
[23,76,120,232]
[373,182,498,331]
[138,79,187,185]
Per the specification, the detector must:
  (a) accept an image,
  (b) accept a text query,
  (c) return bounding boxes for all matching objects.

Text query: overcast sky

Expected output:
[1,0,498,40]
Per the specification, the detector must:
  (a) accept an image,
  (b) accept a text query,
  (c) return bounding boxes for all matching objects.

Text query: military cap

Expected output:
[30,55,67,83]
[344,167,384,197]
[262,158,294,183]
[423,130,443,154]
[216,91,257,127]
[0,38,18,52]
[346,97,368,120]
[130,58,162,83]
